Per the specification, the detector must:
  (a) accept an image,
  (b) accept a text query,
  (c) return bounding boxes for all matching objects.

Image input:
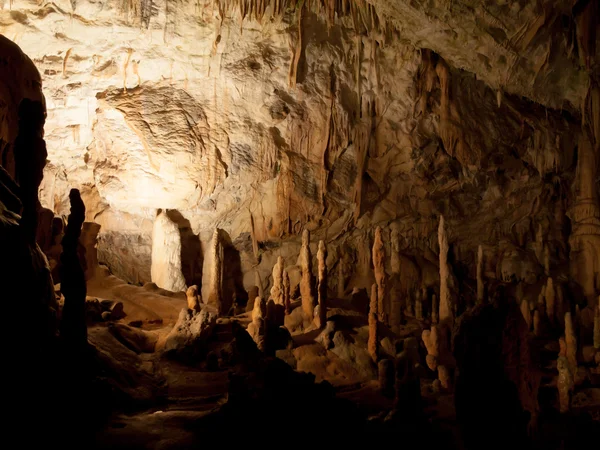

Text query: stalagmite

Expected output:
[564,312,577,372]
[438,216,453,325]
[557,355,574,413]
[368,312,378,362]
[594,303,600,349]
[438,365,450,390]
[370,283,378,316]
[422,326,439,371]
[545,277,556,326]
[373,226,387,324]
[283,269,291,315]
[247,296,267,351]
[520,299,532,331]
[476,245,484,305]
[186,285,201,312]
[270,256,284,306]
[567,133,600,308]
[60,189,87,351]
[300,229,316,318]
[206,229,224,315]
[151,211,187,293]
[316,240,327,329]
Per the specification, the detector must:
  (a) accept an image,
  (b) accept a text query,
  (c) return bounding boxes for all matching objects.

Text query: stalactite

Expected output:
[288,0,304,88]
[62,48,72,78]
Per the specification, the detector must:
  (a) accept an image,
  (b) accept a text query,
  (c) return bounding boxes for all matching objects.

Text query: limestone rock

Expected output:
[368,312,378,362]
[557,355,574,413]
[159,308,217,355]
[316,240,327,329]
[247,297,267,351]
[186,285,201,312]
[202,229,224,315]
[373,226,387,324]
[269,256,284,306]
[438,216,453,326]
[595,304,600,350]
[565,312,578,372]
[151,211,187,293]
[476,245,484,305]
[300,230,316,318]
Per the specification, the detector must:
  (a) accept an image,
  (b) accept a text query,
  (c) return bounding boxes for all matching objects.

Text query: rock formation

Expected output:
[59,189,87,351]
[316,240,327,329]
[545,277,556,327]
[151,211,187,293]
[476,245,484,305]
[159,308,217,357]
[520,300,532,331]
[595,304,600,350]
[423,326,440,371]
[372,226,387,324]
[564,312,578,372]
[557,355,574,413]
[270,256,284,306]
[283,269,291,315]
[300,229,316,319]
[368,311,378,362]
[204,229,224,315]
[438,216,453,326]
[438,365,451,391]
[248,297,267,352]
[186,285,201,312]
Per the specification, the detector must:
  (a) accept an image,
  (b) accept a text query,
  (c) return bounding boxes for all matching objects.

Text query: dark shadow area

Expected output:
[219,229,248,314]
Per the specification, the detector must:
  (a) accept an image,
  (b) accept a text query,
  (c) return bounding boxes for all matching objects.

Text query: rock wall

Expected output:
[1,1,598,308]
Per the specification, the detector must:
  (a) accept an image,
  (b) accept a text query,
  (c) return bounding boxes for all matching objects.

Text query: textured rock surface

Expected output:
[151,210,187,292]
[2,0,594,299]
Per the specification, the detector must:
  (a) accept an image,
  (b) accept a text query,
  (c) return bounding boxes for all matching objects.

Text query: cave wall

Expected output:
[1,1,598,303]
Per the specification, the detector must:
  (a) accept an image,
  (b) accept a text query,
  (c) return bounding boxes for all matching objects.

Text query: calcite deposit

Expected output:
[1,0,599,446]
